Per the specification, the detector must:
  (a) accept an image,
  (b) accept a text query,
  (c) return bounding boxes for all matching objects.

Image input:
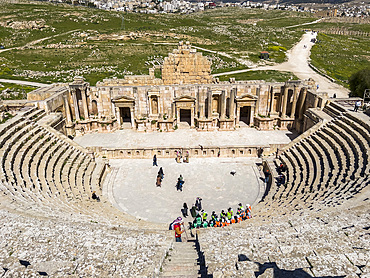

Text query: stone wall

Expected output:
[162,41,213,85]
[28,43,325,135]
[86,144,286,159]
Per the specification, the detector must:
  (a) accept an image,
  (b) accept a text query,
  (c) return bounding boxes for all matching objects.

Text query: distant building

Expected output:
[260,51,269,60]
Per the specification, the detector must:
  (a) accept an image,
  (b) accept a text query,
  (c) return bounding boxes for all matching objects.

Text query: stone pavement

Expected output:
[103,157,262,224]
[74,128,297,149]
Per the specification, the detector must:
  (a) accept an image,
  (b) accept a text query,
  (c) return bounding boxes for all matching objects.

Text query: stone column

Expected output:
[81,89,89,120]
[171,103,176,119]
[269,87,275,115]
[115,106,121,127]
[207,90,212,118]
[313,96,319,108]
[298,87,307,120]
[63,94,73,125]
[130,106,135,128]
[290,86,299,118]
[255,87,260,115]
[72,90,80,121]
[220,90,226,119]
[191,106,195,127]
[281,87,289,118]
[229,88,236,119]
[235,103,240,125]
[250,105,255,126]
[199,104,205,118]
[176,106,180,122]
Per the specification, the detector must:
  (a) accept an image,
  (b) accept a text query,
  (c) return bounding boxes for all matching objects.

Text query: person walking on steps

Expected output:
[195,197,202,211]
[354,100,362,112]
[156,174,162,187]
[158,167,164,180]
[176,175,184,191]
[153,154,158,166]
[182,203,188,218]
[173,217,184,242]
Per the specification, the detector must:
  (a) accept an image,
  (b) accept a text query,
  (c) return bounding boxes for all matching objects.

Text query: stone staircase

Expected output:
[160,241,202,278]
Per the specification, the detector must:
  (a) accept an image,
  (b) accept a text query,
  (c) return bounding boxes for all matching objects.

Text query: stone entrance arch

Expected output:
[113,96,135,128]
[236,94,258,127]
[180,109,191,125]
[240,106,251,125]
[174,95,196,128]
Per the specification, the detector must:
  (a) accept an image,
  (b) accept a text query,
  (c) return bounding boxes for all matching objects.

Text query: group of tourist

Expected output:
[153,154,187,191]
[177,197,252,230]
[176,150,189,163]
[263,163,287,186]
[188,203,252,229]
[276,162,287,186]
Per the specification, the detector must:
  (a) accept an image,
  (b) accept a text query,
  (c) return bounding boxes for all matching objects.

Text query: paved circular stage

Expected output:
[103,157,263,224]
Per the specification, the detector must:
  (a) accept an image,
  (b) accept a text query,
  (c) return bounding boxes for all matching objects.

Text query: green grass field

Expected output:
[310,33,370,87]
[0,82,36,99]
[0,1,368,86]
[218,70,298,82]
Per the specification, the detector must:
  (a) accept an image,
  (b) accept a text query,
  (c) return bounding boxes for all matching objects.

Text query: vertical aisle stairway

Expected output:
[160,240,202,277]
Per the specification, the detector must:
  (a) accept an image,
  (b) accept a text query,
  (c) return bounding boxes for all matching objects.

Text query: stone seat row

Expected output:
[0,209,172,277]
[198,206,370,277]
[264,112,369,212]
[0,109,103,215]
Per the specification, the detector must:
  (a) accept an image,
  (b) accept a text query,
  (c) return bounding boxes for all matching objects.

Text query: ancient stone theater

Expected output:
[29,41,323,137]
[0,41,369,277]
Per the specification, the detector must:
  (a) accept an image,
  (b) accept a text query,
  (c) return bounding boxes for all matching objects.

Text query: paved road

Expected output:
[213,31,349,98]
[285,18,323,29]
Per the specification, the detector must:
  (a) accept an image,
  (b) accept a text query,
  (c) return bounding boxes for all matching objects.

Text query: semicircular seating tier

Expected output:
[0,102,369,277]
[198,101,370,277]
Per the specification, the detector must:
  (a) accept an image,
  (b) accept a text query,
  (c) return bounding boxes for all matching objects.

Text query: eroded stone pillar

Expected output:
[72,90,80,121]
[220,90,226,119]
[236,103,240,125]
[281,87,289,118]
[298,87,308,120]
[130,107,135,128]
[115,106,121,127]
[290,86,299,118]
[171,103,176,119]
[250,105,255,125]
[199,104,205,118]
[81,89,89,120]
[63,94,72,125]
[207,90,212,118]
[230,88,236,119]
[191,107,195,127]
[269,87,275,115]
[313,96,319,108]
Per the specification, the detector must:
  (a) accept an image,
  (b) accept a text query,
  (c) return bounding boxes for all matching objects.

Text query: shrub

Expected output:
[349,68,370,98]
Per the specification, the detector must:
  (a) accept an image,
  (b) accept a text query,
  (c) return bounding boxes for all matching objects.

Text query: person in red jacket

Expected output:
[173,217,184,242]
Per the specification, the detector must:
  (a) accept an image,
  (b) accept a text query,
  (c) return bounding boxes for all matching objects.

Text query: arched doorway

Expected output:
[180,109,191,126]
[120,107,131,123]
[239,106,251,125]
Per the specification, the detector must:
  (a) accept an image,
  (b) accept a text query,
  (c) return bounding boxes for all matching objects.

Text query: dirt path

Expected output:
[0,79,49,88]
[0,29,80,54]
[214,31,349,98]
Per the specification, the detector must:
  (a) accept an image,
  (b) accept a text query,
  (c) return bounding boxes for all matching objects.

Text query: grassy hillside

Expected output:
[0,2,314,84]
[0,1,368,86]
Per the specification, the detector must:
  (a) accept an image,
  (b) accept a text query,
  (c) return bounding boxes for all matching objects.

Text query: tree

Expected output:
[349,68,370,98]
